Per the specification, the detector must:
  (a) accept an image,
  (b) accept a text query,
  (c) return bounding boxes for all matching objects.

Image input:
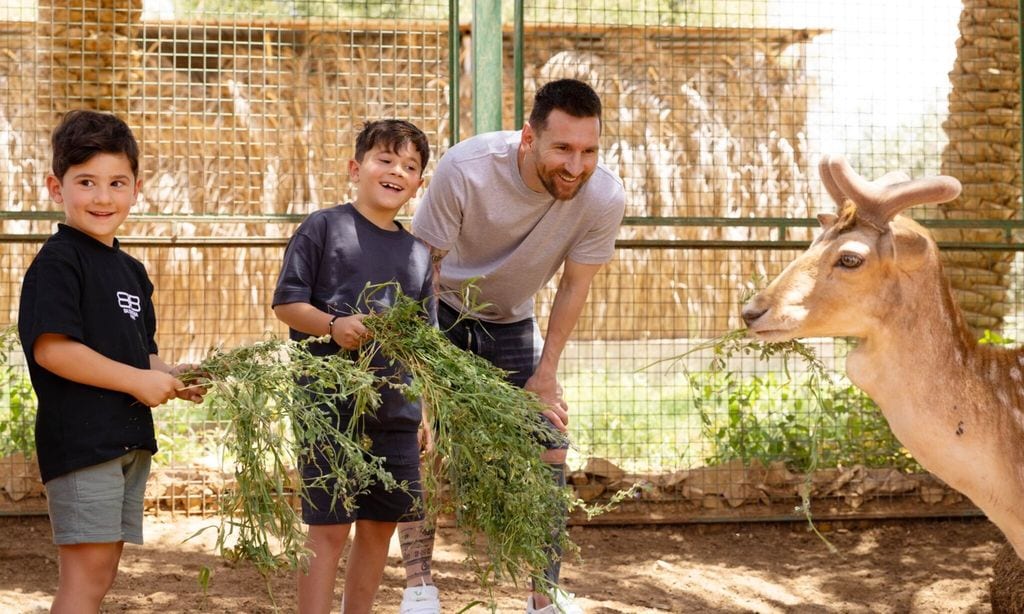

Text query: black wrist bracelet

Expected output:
[328,315,340,336]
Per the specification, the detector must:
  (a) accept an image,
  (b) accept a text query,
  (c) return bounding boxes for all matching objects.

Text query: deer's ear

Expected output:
[817,213,838,229]
[880,223,930,271]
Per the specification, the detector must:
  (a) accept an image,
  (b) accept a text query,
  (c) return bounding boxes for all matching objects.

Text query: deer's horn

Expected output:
[827,155,961,225]
[819,155,913,208]
[818,155,847,207]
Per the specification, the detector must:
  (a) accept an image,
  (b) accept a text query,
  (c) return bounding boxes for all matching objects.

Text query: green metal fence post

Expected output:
[449,0,461,147]
[472,0,503,134]
[514,0,524,128]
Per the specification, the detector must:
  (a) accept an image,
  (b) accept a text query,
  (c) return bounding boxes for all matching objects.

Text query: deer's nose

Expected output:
[741,304,767,327]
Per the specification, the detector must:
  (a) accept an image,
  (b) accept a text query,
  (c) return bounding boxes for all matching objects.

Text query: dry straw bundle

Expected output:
[937,0,1022,330]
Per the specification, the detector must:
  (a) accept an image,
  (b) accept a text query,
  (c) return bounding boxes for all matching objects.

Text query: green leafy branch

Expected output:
[188,337,395,574]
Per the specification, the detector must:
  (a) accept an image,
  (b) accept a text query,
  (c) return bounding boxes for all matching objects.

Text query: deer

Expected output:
[741,155,1024,611]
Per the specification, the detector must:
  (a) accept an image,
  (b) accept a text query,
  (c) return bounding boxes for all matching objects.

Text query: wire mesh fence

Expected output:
[0,0,1019,523]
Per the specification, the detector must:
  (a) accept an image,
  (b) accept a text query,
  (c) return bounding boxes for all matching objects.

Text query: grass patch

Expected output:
[565,370,703,472]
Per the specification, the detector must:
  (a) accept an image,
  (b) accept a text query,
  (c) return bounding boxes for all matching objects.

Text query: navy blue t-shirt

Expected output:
[18,224,159,483]
[272,203,434,432]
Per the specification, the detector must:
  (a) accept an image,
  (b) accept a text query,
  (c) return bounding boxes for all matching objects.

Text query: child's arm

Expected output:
[33,333,184,408]
[149,354,207,404]
[273,302,370,351]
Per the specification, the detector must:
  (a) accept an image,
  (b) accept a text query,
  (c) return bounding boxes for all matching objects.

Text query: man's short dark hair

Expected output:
[528,79,603,133]
[354,119,431,169]
[51,110,140,180]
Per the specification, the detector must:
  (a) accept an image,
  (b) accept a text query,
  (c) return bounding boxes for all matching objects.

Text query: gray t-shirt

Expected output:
[412,130,625,323]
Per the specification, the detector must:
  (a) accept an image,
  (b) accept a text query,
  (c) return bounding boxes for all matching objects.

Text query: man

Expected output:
[399,78,626,614]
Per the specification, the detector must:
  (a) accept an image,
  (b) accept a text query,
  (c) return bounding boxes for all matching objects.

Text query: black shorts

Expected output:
[300,430,423,525]
[438,300,569,450]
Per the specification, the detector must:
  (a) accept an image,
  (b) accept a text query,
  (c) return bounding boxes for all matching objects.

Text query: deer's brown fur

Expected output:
[742,156,1024,563]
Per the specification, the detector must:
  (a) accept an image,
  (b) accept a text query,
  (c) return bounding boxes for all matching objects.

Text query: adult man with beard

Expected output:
[398,78,626,614]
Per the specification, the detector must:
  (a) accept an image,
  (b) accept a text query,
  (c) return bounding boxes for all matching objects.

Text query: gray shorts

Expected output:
[44,449,152,545]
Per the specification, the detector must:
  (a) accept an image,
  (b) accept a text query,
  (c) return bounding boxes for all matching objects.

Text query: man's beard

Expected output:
[538,166,593,200]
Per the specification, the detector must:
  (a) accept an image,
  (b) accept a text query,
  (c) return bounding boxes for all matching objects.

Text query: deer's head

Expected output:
[741,155,961,342]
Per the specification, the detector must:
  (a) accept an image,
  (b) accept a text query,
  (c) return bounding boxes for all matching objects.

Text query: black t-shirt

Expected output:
[273,203,435,432]
[18,224,159,483]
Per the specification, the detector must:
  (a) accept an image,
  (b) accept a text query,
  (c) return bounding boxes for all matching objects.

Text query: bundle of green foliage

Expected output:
[193,286,618,599]
[194,338,392,573]
[364,288,575,594]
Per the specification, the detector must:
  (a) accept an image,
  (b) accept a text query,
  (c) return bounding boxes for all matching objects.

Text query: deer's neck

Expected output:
[845,267,989,471]
[846,263,975,402]
[845,266,1024,546]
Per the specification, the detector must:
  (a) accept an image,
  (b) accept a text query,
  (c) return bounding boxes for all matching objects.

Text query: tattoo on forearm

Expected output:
[429,248,447,296]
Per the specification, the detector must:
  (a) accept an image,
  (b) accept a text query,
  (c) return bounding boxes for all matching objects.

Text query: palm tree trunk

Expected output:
[938,0,1021,332]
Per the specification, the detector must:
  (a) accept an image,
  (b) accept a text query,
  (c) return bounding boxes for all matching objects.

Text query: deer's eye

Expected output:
[837,253,864,269]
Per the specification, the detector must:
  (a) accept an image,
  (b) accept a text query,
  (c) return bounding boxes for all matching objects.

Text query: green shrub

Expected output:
[0,325,36,457]
[566,332,920,475]
[694,371,917,472]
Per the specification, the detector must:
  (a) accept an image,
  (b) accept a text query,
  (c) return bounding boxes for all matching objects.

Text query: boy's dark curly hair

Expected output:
[51,110,140,180]
[355,119,430,169]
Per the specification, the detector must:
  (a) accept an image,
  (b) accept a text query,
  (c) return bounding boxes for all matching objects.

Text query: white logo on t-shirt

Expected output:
[117,291,142,320]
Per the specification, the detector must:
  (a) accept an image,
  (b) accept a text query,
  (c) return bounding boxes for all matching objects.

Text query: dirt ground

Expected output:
[0,514,1005,613]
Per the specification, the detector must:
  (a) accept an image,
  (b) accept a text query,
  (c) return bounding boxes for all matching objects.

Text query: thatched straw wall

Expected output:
[3,8,1018,349]
[937,0,1021,332]
[38,0,145,117]
[0,14,821,353]
[1,12,451,358]
[500,29,818,338]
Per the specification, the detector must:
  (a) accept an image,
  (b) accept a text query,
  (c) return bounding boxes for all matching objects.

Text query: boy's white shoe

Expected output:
[399,582,440,614]
[525,588,584,614]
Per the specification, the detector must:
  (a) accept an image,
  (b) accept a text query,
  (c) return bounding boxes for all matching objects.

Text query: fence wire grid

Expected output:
[0,0,1020,522]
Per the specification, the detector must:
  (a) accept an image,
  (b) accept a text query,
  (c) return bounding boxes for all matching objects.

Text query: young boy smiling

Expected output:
[272,119,434,614]
[18,110,206,613]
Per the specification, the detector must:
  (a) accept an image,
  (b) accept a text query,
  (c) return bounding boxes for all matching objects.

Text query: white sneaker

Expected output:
[525,588,584,614]
[399,582,440,614]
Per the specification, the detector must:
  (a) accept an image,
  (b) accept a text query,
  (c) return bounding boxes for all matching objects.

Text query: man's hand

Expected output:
[525,372,569,432]
[417,421,435,456]
[330,314,371,350]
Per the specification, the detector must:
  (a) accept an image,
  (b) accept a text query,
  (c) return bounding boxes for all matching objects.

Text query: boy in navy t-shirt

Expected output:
[18,110,206,612]
[272,119,434,614]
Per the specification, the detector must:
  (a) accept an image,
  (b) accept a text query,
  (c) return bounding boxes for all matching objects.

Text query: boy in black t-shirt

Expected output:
[272,119,434,614]
[18,110,206,613]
